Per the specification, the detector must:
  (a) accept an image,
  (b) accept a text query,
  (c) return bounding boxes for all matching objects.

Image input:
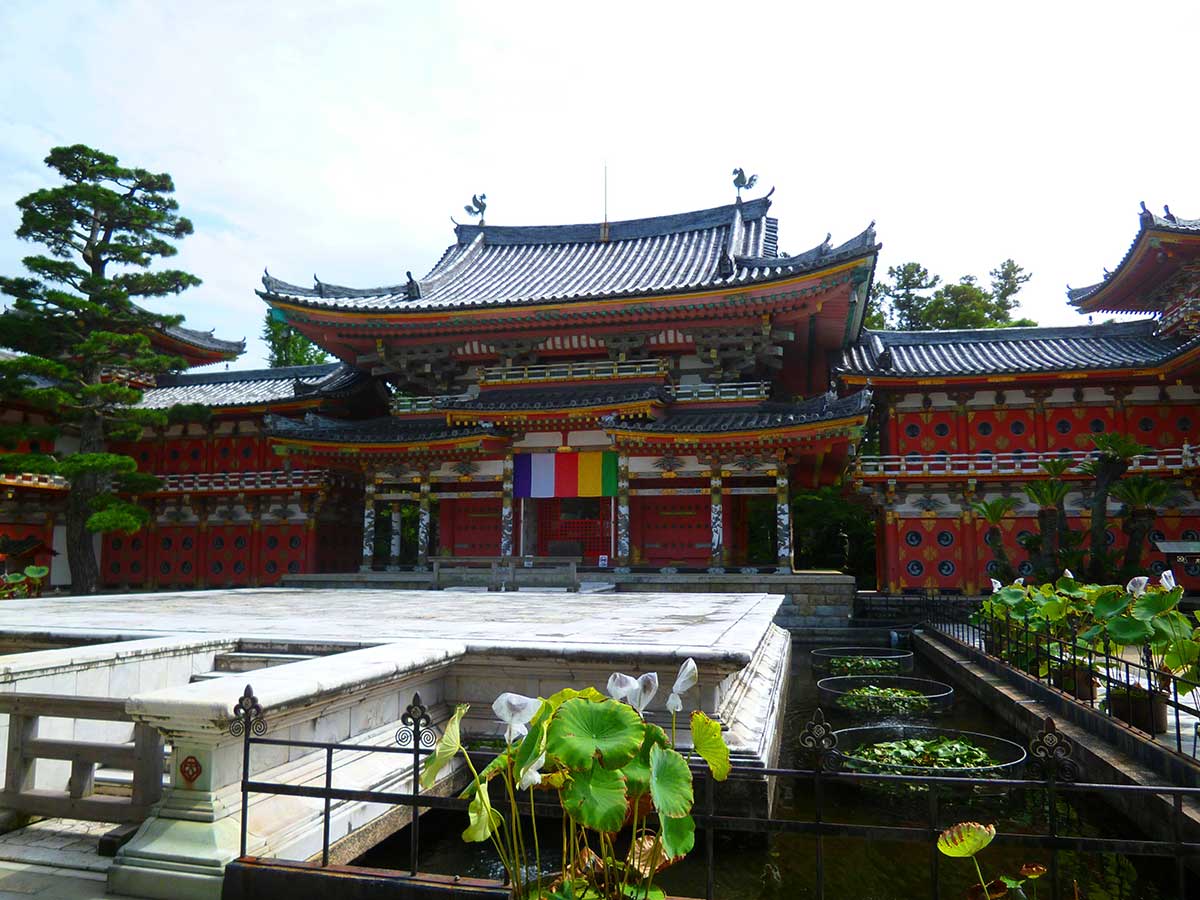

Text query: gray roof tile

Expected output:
[618,390,872,433]
[265,413,494,443]
[838,319,1198,377]
[260,198,878,313]
[138,363,367,409]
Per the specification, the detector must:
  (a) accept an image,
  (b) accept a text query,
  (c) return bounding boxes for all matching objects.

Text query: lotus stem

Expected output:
[528,789,541,898]
[972,856,989,898]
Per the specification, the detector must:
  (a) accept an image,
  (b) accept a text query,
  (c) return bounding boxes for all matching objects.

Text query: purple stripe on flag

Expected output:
[513,454,532,498]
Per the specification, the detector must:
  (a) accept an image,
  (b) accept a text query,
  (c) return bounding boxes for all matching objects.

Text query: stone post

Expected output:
[387,501,402,571]
[359,480,376,572]
[615,452,631,572]
[775,462,793,574]
[499,454,514,557]
[708,463,724,574]
[416,478,431,569]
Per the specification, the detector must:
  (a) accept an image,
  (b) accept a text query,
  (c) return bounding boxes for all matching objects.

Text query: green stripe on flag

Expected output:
[601,451,619,497]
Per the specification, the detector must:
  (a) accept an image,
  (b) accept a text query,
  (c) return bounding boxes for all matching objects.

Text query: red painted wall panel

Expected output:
[631,495,710,567]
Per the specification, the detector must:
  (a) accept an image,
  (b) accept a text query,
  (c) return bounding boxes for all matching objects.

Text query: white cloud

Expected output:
[2,0,1198,367]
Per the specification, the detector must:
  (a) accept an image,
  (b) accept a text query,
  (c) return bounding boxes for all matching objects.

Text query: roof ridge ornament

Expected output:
[1164,204,1177,223]
[732,167,758,199]
[405,271,421,300]
[464,192,487,226]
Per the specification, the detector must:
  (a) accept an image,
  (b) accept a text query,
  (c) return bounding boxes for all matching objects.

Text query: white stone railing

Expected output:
[155,469,329,493]
[479,358,666,384]
[855,446,1197,478]
[669,381,770,402]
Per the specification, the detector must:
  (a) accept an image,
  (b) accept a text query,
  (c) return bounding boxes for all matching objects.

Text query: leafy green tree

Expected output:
[261,311,328,367]
[0,145,207,594]
[972,496,1018,583]
[867,259,1037,330]
[789,485,877,589]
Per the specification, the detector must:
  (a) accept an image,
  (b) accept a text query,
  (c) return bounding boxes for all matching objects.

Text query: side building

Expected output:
[839,204,1200,593]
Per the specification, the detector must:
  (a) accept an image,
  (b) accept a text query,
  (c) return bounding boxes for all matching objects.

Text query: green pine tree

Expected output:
[261,311,329,367]
[867,259,1036,330]
[0,145,210,594]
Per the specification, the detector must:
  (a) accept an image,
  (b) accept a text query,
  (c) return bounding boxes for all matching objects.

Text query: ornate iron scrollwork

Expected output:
[798,709,842,771]
[396,693,436,749]
[1028,717,1078,782]
[230,683,267,737]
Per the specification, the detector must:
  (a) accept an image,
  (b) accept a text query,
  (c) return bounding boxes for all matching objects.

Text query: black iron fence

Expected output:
[925,595,1200,762]
[230,683,1200,900]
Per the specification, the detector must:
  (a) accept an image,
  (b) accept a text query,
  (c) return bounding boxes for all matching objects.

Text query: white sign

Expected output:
[598,554,609,568]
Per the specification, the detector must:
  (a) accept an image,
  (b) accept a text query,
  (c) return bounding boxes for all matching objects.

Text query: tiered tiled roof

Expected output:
[259,197,878,313]
[617,390,872,433]
[438,384,667,412]
[159,323,246,358]
[265,412,494,444]
[138,363,368,409]
[838,320,1198,378]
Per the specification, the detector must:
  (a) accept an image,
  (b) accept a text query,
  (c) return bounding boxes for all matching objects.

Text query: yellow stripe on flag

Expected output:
[577,452,603,497]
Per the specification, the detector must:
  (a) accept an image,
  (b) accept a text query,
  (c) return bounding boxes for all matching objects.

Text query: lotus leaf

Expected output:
[658,811,695,859]
[689,711,730,782]
[548,698,644,771]
[648,744,693,818]
[420,703,468,790]
[1133,590,1180,621]
[23,566,48,579]
[937,821,996,858]
[623,722,669,798]
[1092,589,1131,620]
[1104,616,1154,645]
[463,781,502,842]
[560,763,628,833]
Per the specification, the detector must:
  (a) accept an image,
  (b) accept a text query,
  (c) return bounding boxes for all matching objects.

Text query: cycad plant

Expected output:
[421,660,729,899]
[1111,475,1173,575]
[971,497,1018,584]
[1024,479,1071,582]
[1078,433,1149,580]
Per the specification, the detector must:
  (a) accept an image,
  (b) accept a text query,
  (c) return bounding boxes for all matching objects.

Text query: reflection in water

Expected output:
[357,647,1181,899]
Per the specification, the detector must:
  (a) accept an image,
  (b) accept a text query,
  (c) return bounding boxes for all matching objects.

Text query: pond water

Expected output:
[357,645,1188,899]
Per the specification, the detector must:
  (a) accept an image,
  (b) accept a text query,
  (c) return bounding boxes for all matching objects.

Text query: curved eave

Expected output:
[259,254,876,324]
[1069,226,1200,314]
[152,330,245,366]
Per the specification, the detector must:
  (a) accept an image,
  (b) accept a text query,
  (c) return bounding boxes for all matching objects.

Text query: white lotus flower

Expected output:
[607,672,638,702]
[1161,570,1177,591]
[666,658,698,713]
[1015,578,1024,586]
[1064,569,1075,580]
[492,692,539,745]
[518,751,545,790]
[990,578,1003,593]
[629,672,658,713]
[1126,576,1149,598]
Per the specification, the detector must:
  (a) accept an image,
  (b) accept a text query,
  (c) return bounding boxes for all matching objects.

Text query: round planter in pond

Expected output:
[810,646,914,678]
[833,724,1025,793]
[817,676,954,717]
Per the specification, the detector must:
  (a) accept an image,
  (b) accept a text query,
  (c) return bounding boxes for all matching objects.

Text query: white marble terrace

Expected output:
[0,589,790,900]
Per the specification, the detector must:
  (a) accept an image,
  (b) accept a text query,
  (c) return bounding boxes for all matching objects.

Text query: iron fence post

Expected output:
[229,684,266,860]
[397,694,431,878]
[322,746,333,866]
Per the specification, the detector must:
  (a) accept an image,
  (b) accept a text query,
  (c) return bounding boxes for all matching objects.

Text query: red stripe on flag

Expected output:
[554,453,579,498]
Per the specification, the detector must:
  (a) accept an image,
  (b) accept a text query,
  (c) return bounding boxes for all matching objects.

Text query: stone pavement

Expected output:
[0,588,781,663]
[0,819,111,898]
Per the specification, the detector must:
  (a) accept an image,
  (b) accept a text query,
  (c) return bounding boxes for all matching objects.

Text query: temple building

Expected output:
[840,204,1200,593]
[2,194,1197,593]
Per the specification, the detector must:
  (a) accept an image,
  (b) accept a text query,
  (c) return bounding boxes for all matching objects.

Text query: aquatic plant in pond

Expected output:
[837,685,931,715]
[422,658,730,899]
[829,656,902,676]
[848,736,997,772]
[0,565,48,600]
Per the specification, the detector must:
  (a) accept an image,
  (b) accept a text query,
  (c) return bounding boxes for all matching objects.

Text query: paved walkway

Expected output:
[0,588,779,662]
[0,820,111,899]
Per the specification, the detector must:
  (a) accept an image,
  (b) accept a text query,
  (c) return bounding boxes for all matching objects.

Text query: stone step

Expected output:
[213,651,315,672]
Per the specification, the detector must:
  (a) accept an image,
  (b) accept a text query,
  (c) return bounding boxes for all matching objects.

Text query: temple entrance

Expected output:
[533,498,614,565]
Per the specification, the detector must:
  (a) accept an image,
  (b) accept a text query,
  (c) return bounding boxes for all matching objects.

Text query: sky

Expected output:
[1,1,1198,369]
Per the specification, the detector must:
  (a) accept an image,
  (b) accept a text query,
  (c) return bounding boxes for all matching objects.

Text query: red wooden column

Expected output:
[196,507,209,589]
[883,509,901,592]
[248,502,262,587]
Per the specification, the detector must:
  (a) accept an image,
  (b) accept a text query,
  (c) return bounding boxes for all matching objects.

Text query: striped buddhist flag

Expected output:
[513,452,617,498]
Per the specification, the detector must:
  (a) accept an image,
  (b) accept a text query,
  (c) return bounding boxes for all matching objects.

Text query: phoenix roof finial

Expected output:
[464,193,487,225]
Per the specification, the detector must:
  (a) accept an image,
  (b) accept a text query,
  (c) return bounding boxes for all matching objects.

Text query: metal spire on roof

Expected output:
[732,168,758,199]
[464,193,487,226]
